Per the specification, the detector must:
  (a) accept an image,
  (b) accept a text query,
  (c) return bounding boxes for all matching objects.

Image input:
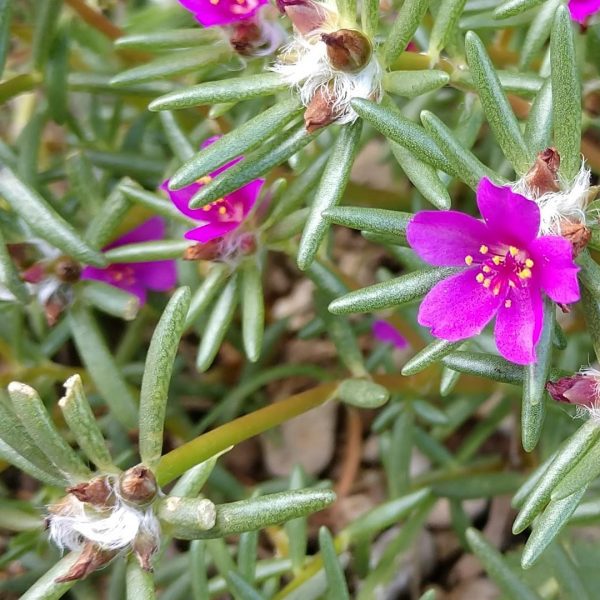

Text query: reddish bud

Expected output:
[524,147,561,197]
[230,21,262,55]
[321,29,372,72]
[67,477,113,507]
[54,257,82,283]
[277,0,328,34]
[56,542,117,583]
[304,87,339,132]
[183,241,222,261]
[118,465,158,506]
[546,374,599,408]
[21,263,46,284]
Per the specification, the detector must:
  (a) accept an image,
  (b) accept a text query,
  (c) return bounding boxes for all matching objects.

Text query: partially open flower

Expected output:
[547,369,600,424]
[272,0,382,128]
[407,178,580,365]
[47,465,161,581]
[178,0,268,27]
[80,217,178,305]
[163,138,264,264]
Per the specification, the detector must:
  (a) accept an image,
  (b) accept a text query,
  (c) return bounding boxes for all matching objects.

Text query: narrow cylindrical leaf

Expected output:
[110,44,232,86]
[524,79,553,154]
[511,451,557,509]
[85,185,132,250]
[420,110,503,189]
[159,111,195,162]
[0,437,65,487]
[494,0,545,18]
[80,280,140,321]
[513,420,600,533]
[237,530,259,583]
[551,437,600,501]
[429,0,467,64]
[441,351,524,385]
[8,382,91,480]
[388,410,414,497]
[383,0,431,66]
[466,528,542,600]
[115,28,223,50]
[383,70,450,99]
[361,0,378,38]
[464,31,532,174]
[190,541,209,599]
[0,226,30,303]
[338,379,390,408]
[126,559,156,600]
[329,267,457,314]
[0,166,106,267]
[547,543,593,600]
[390,142,451,210]
[189,125,318,209]
[285,466,308,572]
[168,97,302,189]
[319,527,350,600]
[0,0,13,78]
[401,339,462,376]
[322,206,411,240]
[58,375,114,471]
[140,287,191,469]
[149,73,288,111]
[103,240,189,262]
[20,551,79,600]
[227,572,267,600]
[521,487,587,569]
[171,489,336,539]
[297,121,362,270]
[66,151,102,214]
[31,0,62,70]
[171,452,224,498]
[46,25,69,124]
[351,98,452,174]
[158,496,217,536]
[551,5,581,181]
[241,260,264,362]
[521,297,554,452]
[519,0,560,69]
[196,274,240,372]
[68,302,138,429]
[185,264,230,329]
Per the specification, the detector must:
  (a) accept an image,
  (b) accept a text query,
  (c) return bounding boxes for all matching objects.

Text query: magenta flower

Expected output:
[372,319,408,349]
[162,139,264,245]
[178,0,268,27]
[407,178,580,365]
[81,217,177,305]
[547,372,599,409]
[568,0,600,23]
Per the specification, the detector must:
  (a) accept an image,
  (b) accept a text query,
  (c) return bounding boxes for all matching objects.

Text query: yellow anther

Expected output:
[525,258,534,268]
[492,256,502,266]
[465,255,473,266]
[482,265,491,273]
[210,0,219,4]
[197,175,212,185]
[479,245,489,254]
[476,273,485,283]
[202,205,211,211]
[518,268,532,279]
[493,284,501,296]
[504,299,512,308]
[509,246,519,257]
[218,206,227,215]
[483,278,491,288]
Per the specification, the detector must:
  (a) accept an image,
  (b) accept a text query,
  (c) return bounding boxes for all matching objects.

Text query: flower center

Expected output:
[108,265,136,286]
[464,245,535,307]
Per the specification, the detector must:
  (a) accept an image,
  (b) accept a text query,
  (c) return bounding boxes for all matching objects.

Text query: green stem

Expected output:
[156,383,338,486]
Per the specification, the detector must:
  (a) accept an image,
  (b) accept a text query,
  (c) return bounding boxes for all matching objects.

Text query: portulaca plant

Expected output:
[1,0,600,598]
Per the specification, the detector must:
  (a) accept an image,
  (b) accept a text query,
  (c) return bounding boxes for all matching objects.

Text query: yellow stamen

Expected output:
[525,258,534,268]
[483,278,491,288]
[492,256,502,266]
[518,268,532,279]
[493,284,501,296]
[218,206,227,215]
[479,245,489,254]
[476,273,485,283]
[482,265,491,273]
[210,0,219,4]
[509,246,519,257]
[465,255,473,266]
[504,299,512,308]
[197,175,212,185]
[202,205,211,211]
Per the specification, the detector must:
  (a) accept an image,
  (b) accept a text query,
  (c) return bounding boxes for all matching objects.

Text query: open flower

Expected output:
[273,0,382,129]
[162,139,264,261]
[372,319,408,349]
[568,0,600,23]
[407,178,580,365]
[178,0,267,27]
[81,217,177,305]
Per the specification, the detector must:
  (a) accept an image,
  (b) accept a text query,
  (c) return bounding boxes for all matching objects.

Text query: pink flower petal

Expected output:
[372,319,408,349]
[407,211,491,267]
[185,221,239,243]
[226,178,264,218]
[568,0,600,23]
[476,178,540,246]
[529,235,580,304]
[132,261,178,292]
[105,216,166,250]
[418,269,502,341]
[494,285,543,365]
[178,0,267,26]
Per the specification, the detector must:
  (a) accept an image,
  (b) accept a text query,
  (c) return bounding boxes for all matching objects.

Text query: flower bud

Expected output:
[183,240,222,261]
[304,87,340,132]
[56,542,117,583]
[230,21,262,56]
[546,373,599,408]
[560,220,591,257]
[524,148,560,197]
[67,477,113,507]
[54,257,82,283]
[277,0,328,35]
[118,465,158,506]
[321,29,372,72]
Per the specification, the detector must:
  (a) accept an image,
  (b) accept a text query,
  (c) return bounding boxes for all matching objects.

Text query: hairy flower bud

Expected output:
[56,542,117,583]
[546,373,599,408]
[118,465,158,506]
[321,29,372,72]
[524,148,560,197]
[304,86,340,132]
[67,477,113,507]
[277,0,329,34]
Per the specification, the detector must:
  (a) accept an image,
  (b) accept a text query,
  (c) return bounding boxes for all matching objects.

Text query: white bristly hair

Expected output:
[512,161,591,235]
[48,479,160,553]
[271,1,382,124]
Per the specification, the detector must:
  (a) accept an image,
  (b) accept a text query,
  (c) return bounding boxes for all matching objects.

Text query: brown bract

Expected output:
[560,219,591,257]
[304,87,340,132]
[321,29,372,72]
[56,542,118,583]
[230,21,262,55]
[524,147,560,196]
[67,477,113,507]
